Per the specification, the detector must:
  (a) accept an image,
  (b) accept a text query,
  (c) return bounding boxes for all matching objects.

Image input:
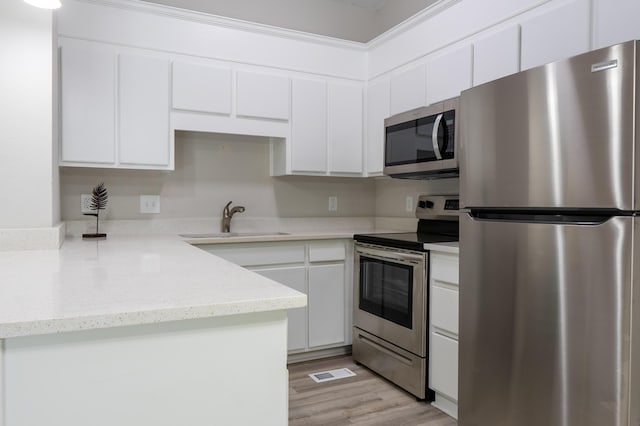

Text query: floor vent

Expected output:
[309,367,356,383]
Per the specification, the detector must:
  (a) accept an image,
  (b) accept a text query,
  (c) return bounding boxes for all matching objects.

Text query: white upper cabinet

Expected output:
[172,61,232,115]
[366,79,390,176]
[119,53,170,167]
[426,44,473,105]
[520,0,590,71]
[328,82,363,175]
[473,25,521,86]
[290,78,328,173]
[236,71,290,120]
[60,40,116,165]
[594,0,640,49]
[390,64,426,115]
[60,40,171,169]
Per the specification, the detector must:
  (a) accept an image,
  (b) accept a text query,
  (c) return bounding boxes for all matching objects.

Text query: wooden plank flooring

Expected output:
[289,356,458,426]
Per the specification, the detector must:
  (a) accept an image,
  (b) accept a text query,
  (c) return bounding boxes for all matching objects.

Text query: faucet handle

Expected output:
[224,201,233,209]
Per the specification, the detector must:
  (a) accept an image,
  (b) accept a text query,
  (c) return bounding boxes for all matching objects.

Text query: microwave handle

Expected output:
[431,113,444,160]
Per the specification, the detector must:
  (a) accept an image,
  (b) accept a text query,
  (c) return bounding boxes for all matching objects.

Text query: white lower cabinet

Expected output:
[429,250,459,419]
[254,267,307,351]
[201,240,351,358]
[309,264,345,347]
[430,333,458,401]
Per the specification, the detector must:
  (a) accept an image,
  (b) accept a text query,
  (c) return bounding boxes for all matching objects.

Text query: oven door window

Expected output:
[359,256,413,329]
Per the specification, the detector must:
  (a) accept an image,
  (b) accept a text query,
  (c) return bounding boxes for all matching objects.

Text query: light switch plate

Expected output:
[140,195,160,214]
[328,196,338,212]
[405,196,414,212]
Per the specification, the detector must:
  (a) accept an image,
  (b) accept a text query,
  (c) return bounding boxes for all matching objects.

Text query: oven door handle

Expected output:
[355,246,425,264]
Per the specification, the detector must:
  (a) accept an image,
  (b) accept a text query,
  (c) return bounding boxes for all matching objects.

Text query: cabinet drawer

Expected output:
[430,332,458,402]
[309,242,345,262]
[431,252,459,285]
[205,244,305,267]
[431,285,459,336]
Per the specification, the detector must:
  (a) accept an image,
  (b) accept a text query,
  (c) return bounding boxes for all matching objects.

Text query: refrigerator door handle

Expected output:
[432,113,444,160]
[467,211,614,225]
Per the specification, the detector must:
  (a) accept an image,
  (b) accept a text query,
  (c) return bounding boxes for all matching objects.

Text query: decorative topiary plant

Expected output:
[82,183,108,239]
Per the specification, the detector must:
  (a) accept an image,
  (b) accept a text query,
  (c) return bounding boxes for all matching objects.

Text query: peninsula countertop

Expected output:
[0,235,307,339]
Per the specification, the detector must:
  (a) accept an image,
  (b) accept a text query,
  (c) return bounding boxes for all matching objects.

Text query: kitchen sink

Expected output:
[179,232,290,238]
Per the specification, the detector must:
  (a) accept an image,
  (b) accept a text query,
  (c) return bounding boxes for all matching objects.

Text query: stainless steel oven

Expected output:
[353,195,459,400]
[353,243,430,399]
[354,243,427,356]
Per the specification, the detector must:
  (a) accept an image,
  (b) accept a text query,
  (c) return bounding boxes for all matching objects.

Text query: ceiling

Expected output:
[333,0,389,11]
[141,0,440,42]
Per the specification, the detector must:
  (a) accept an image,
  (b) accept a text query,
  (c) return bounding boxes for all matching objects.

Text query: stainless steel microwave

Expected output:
[383,97,459,179]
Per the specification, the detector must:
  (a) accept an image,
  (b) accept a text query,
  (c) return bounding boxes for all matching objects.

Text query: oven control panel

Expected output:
[415,194,459,220]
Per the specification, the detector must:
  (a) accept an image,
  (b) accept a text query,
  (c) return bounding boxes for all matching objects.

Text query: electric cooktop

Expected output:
[354,194,459,252]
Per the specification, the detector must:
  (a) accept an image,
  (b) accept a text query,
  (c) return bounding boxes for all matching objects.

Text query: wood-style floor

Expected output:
[289,356,458,426]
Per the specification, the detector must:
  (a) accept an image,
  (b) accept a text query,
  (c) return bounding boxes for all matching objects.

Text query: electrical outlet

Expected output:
[328,196,338,212]
[405,196,414,212]
[81,194,93,213]
[140,195,160,214]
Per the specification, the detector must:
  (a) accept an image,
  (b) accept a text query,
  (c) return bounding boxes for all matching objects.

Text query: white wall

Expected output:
[375,177,459,217]
[0,1,58,229]
[60,131,376,221]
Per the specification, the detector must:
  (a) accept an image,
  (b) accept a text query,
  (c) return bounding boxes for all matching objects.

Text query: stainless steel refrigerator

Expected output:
[459,40,640,426]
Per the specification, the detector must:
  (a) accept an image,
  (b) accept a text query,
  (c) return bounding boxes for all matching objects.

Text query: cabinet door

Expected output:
[172,61,232,115]
[366,79,390,176]
[431,286,459,336]
[119,53,170,167]
[390,64,426,115]
[328,82,363,174]
[308,264,345,348]
[430,332,458,401]
[290,78,327,173]
[520,0,590,70]
[594,0,640,49]
[236,71,290,120]
[60,40,116,164]
[254,267,307,352]
[426,44,473,105]
[473,25,520,87]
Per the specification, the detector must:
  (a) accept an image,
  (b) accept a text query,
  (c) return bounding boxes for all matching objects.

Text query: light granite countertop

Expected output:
[0,234,309,339]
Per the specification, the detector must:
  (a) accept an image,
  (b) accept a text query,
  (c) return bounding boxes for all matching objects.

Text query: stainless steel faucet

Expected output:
[222,201,245,233]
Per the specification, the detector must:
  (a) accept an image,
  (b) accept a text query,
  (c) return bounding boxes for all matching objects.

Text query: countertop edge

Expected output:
[0,294,307,339]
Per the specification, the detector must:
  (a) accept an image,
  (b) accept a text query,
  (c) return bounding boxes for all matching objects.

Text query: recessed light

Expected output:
[24,0,62,9]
